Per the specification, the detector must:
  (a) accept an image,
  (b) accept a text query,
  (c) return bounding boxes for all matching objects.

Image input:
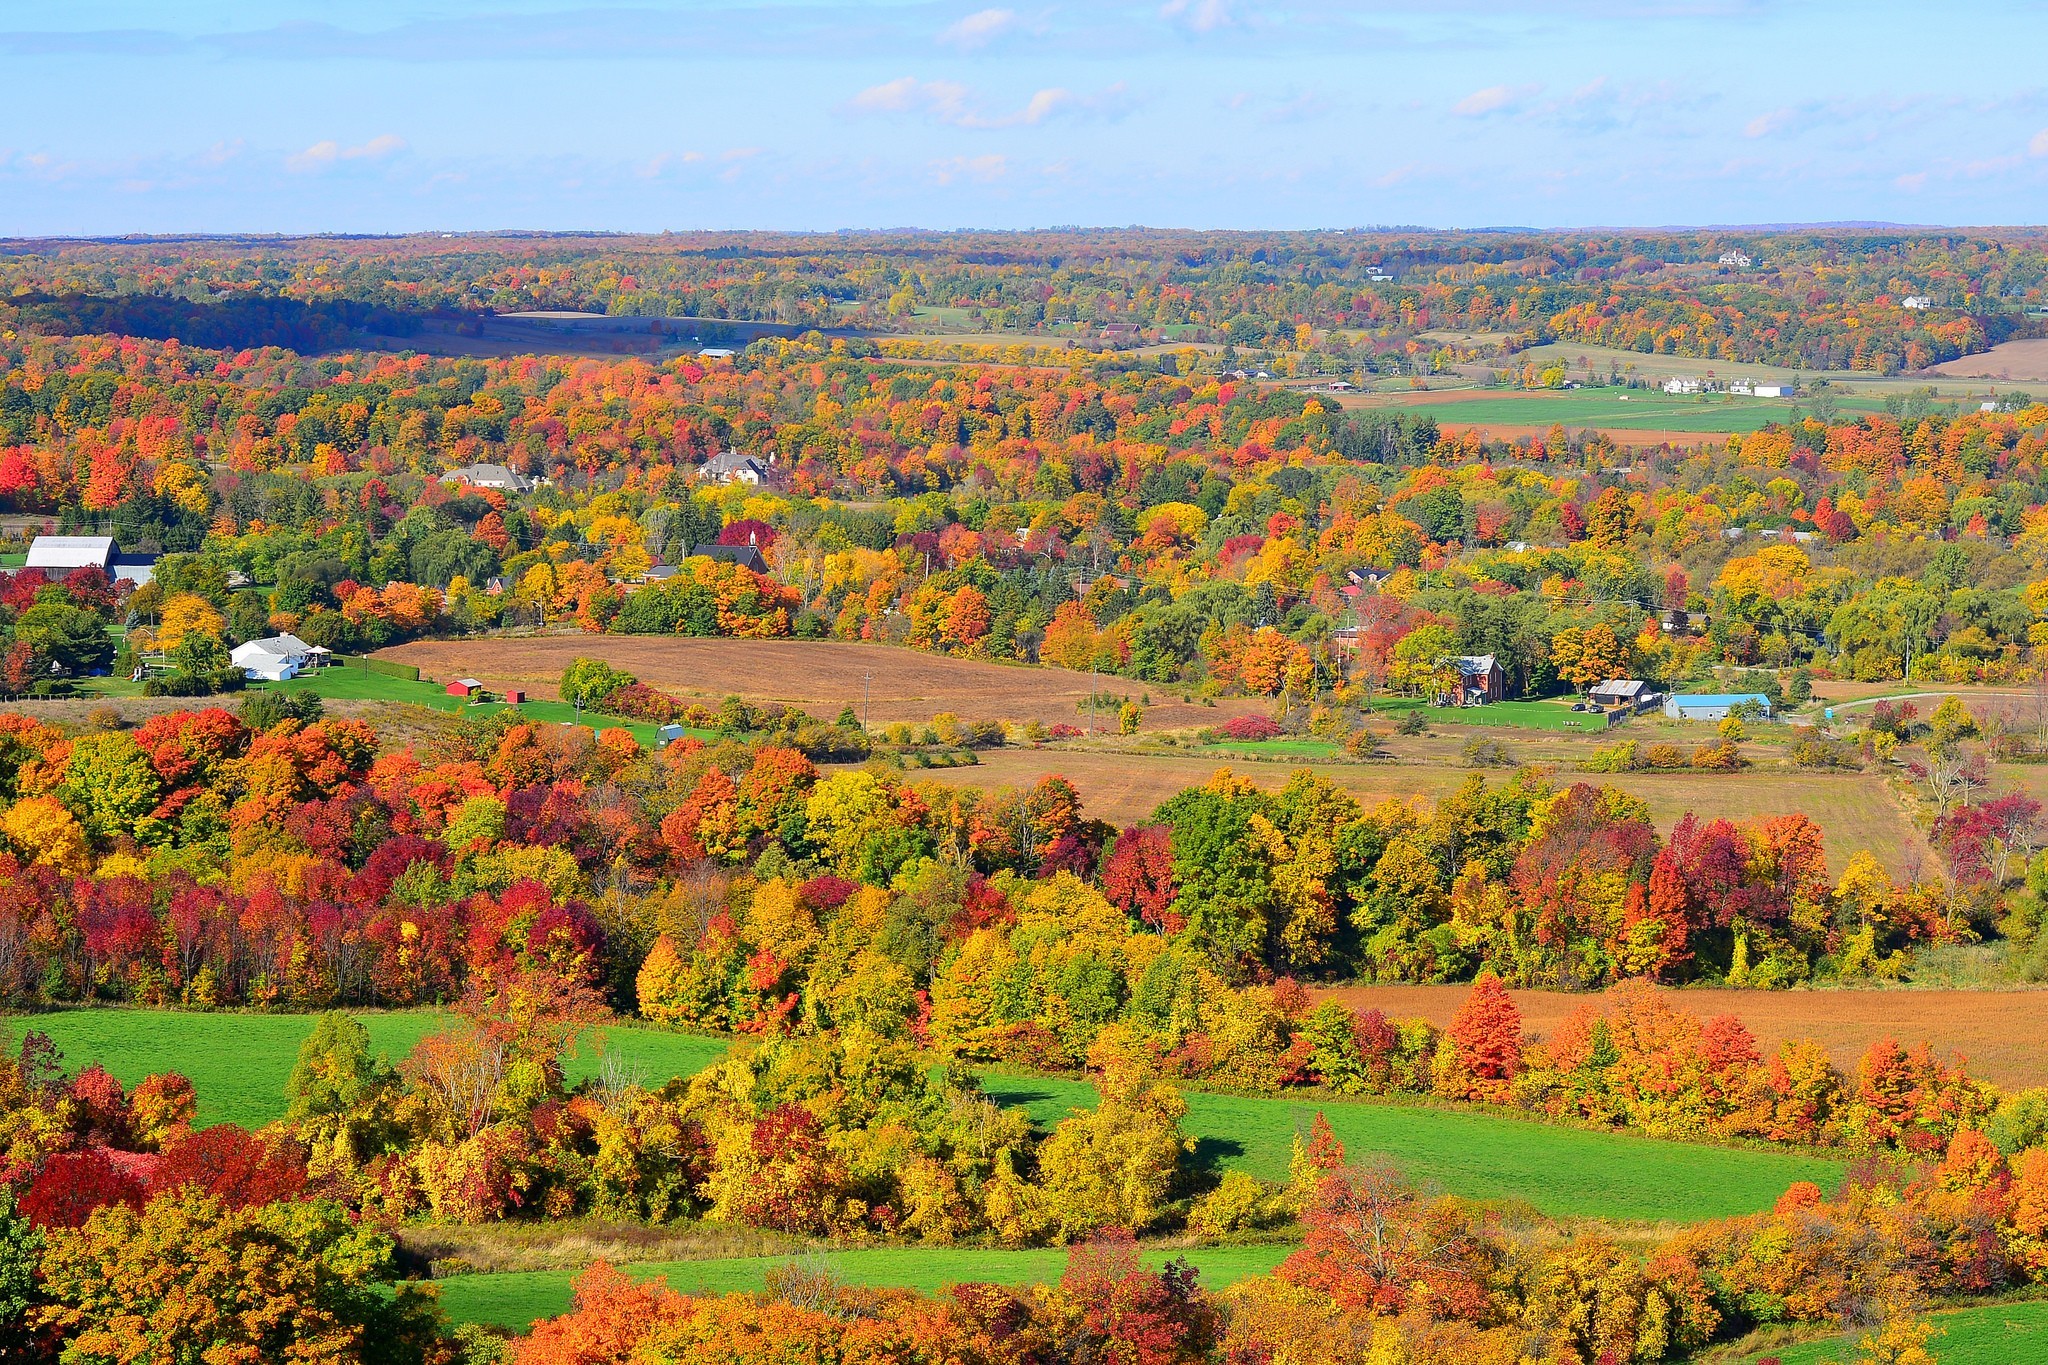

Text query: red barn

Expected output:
[446,677,484,698]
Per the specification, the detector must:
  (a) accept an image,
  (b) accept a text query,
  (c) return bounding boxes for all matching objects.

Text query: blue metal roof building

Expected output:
[1663,692,1773,721]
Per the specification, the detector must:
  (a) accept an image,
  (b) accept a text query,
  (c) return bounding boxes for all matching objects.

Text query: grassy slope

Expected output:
[979,1073,1841,1225]
[435,1243,1292,1331]
[257,669,667,745]
[1715,1299,2048,1364]
[10,1010,728,1128]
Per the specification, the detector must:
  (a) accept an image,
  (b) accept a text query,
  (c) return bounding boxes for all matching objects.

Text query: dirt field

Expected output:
[1309,983,2048,1089]
[916,747,1927,877]
[374,637,1267,732]
[1926,338,2048,384]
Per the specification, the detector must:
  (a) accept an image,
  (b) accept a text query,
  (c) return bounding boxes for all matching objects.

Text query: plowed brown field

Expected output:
[1309,983,2048,1089]
[375,637,1267,732]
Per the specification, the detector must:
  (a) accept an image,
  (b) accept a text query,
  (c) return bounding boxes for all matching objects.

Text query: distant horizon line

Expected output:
[5,220,2048,246]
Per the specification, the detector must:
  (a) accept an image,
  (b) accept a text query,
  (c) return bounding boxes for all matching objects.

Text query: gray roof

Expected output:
[1455,654,1499,676]
[441,463,532,491]
[1590,678,1650,697]
[25,535,116,569]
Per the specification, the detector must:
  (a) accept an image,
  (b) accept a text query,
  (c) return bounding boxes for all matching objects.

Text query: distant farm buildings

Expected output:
[1717,250,1753,268]
[24,535,157,587]
[440,463,535,493]
[230,633,322,683]
[1664,692,1773,722]
[1902,296,1934,310]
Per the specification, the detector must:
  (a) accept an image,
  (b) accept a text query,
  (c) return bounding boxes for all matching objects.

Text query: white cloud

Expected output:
[1159,0,1236,33]
[2032,128,2048,157]
[285,133,405,173]
[938,8,1017,49]
[1744,108,1792,138]
[932,154,1008,185]
[1894,171,1928,192]
[1451,84,1536,118]
[845,78,1125,129]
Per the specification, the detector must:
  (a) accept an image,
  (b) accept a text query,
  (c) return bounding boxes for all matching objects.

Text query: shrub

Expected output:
[1583,738,1641,773]
[1394,710,1429,736]
[1461,737,1516,768]
[142,670,245,698]
[1645,742,1687,769]
[1219,715,1282,742]
[593,681,680,724]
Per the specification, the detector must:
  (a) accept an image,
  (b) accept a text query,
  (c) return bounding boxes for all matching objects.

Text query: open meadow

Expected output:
[11,1010,729,1128]
[18,1006,1837,1221]
[434,1243,1293,1332]
[913,744,1929,878]
[376,636,1268,732]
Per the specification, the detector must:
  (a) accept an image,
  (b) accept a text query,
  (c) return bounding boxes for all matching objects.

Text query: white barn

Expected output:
[24,535,157,587]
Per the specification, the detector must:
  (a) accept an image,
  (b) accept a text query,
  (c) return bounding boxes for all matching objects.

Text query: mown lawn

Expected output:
[1714,1298,2048,1364]
[1377,696,1616,734]
[9,1010,728,1128]
[978,1072,1842,1225]
[435,1243,1293,1331]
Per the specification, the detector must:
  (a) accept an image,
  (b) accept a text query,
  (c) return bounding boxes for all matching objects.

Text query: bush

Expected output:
[1394,710,1429,736]
[593,681,680,724]
[240,690,324,732]
[1582,739,1640,773]
[143,669,245,698]
[1645,742,1687,769]
[1461,737,1516,768]
[1220,715,1282,742]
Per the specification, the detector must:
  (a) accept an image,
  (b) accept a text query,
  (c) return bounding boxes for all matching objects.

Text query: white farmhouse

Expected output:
[230,633,318,682]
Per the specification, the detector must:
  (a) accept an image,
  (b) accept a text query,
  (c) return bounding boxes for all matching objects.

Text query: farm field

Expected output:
[1926,336,2048,382]
[10,1010,728,1128]
[1339,388,1797,434]
[255,667,667,745]
[435,1243,1293,1332]
[978,1072,1841,1225]
[19,1006,1837,1220]
[1307,984,2048,1091]
[376,636,1267,732]
[1724,1298,2048,1365]
[915,747,1927,877]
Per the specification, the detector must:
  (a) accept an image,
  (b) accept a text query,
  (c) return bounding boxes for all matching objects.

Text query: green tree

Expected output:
[558,657,633,708]
[63,730,161,844]
[15,602,114,676]
[0,1186,43,1359]
[285,1010,397,1165]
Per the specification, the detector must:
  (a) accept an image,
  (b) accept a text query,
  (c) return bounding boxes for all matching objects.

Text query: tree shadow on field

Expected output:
[1192,1135,1247,1172]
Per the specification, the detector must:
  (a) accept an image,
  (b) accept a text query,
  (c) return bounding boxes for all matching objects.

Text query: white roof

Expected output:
[454,677,484,687]
[230,633,313,664]
[25,535,115,569]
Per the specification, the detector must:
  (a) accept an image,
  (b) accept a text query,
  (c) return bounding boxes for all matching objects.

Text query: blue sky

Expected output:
[4,1,2047,233]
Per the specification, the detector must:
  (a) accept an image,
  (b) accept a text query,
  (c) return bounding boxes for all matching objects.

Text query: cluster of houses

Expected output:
[1660,376,1795,398]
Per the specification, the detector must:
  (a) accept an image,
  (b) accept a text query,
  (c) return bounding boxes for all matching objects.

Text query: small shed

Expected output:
[656,724,689,749]
[1663,692,1772,722]
[446,678,485,698]
[505,689,525,705]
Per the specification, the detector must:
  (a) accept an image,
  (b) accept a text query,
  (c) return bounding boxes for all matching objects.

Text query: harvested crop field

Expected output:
[375,637,1265,732]
[1307,983,2048,1090]
[1926,337,2048,383]
[914,748,1928,877]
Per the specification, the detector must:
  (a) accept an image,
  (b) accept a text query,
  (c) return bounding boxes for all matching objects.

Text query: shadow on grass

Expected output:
[1192,1135,1247,1171]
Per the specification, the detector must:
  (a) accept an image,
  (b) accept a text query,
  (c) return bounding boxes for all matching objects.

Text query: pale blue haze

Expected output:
[2,1,2045,232]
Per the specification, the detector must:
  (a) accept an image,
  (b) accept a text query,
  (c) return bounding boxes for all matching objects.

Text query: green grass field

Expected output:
[22,1006,1835,1223]
[1377,696,1610,734]
[8,1010,728,1128]
[979,1073,1840,1225]
[435,1242,1292,1331]
[1358,390,1796,434]
[1719,1299,2048,1364]
[257,669,668,745]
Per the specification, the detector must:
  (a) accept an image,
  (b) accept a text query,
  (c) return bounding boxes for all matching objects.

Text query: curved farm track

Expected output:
[1310,983,2048,1090]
